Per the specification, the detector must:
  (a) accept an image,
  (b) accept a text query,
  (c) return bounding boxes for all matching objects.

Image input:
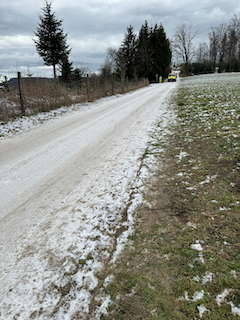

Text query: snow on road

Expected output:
[0,83,176,319]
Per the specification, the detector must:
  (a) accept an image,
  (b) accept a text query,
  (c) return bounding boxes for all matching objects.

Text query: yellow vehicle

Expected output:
[168,73,177,82]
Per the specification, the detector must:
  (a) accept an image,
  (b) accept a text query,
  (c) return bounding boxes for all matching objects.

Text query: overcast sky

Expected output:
[1,0,240,79]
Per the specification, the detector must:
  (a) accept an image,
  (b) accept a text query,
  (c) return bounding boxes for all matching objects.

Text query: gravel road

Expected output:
[0,82,176,319]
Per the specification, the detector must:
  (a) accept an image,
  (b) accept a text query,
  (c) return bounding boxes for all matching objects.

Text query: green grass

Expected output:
[102,73,240,319]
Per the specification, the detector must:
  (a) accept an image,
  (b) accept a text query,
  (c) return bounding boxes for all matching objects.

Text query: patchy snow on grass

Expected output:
[229,302,240,316]
[191,240,204,251]
[169,73,240,319]
[202,272,214,284]
[231,270,239,279]
[199,174,217,185]
[178,290,205,302]
[215,287,240,315]
[197,305,210,318]
[192,290,205,302]
[193,272,214,284]
[187,221,197,229]
[216,288,232,306]
[176,150,188,161]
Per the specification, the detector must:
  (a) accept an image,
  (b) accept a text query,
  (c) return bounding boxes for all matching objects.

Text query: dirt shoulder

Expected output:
[100,74,240,320]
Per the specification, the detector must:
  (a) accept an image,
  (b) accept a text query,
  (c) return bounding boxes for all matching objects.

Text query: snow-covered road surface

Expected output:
[0,83,176,319]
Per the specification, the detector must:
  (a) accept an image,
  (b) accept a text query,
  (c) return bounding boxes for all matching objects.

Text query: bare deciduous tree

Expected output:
[216,23,228,65]
[173,22,198,74]
[196,42,209,64]
[107,47,127,92]
[99,56,115,94]
[209,28,218,65]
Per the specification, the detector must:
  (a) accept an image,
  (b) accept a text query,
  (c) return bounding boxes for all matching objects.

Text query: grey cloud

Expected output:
[1,0,240,78]
[0,6,37,37]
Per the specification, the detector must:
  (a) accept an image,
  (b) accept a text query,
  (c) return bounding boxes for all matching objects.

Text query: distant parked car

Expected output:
[168,73,177,82]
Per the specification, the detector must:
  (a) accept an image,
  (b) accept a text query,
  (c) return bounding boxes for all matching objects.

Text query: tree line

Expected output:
[207,13,240,72]
[174,13,240,75]
[103,21,171,84]
[34,2,172,86]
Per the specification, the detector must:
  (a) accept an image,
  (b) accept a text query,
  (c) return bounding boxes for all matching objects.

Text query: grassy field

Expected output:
[102,73,240,319]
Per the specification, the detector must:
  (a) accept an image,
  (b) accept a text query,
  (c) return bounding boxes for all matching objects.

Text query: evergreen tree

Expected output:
[119,25,137,79]
[34,1,71,78]
[150,24,172,80]
[72,67,83,87]
[59,56,73,83]
[136,21,171,81]
[136,21,151,79]
[233,59,240,72]
[106,21,171,83]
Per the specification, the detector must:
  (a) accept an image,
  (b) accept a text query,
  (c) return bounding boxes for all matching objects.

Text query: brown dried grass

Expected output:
[0,78,149,123]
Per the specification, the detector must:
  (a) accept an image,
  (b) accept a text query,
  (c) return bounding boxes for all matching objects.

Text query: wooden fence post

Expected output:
[18,72,25,116]
[86,74,90,101]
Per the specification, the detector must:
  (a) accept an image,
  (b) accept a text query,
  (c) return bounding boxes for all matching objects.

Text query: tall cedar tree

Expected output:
[34,1,71,78]
[120,25,137,79]
[136,21,151,79]
[150,24,172,80]
[136,21,171,81]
